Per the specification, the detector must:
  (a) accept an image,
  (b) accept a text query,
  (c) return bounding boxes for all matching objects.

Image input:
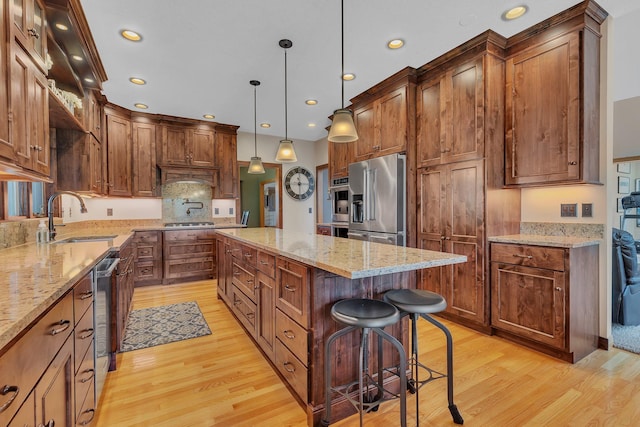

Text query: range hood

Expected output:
[158,164,219,188]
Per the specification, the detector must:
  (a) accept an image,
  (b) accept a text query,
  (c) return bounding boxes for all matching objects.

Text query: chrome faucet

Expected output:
[47,191,88,241]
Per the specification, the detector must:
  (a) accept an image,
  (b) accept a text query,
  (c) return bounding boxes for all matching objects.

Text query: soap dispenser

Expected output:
[36,219,49,243]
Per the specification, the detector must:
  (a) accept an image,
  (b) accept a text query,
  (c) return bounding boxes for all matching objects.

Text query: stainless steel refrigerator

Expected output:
[347,153,406,246]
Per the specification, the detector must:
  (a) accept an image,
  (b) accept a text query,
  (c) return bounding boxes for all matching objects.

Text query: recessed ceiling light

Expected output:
[121,29,142,42]
[260,122,271,128]
[307,123,317,128]
[502,5,528,20]
[387,39,404,49]
[305,99,318,106]
[129,77,146,85]
[71,55,83,62]
[203,114,215,119]
[55,23,69,31]
[84,77,94,83]
[134,103,148,109]
[342,73,356,81]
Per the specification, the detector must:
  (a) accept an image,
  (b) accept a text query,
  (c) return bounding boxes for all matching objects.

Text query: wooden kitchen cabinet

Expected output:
[132,119,158,197]
[352,70,415,161]
[160,122,215,167]
[73,273,96,426]
[11,0,48,73]
[115,240,134,352]
[328,140,351,179]
[11,44,50,176]
[56,130,103,194]
[214,125,238,198]
[490,242,599,362]
[216,235,233,305]
[106,112,132,196]
[133,230,163,286]
[504,2,606,186]
[0,0,10,160]
[163,229,216,283]
[35,335,74,427]
[86,90,103,141]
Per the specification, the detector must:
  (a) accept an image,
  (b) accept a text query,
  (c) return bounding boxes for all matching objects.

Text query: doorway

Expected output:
[238,161,282,228]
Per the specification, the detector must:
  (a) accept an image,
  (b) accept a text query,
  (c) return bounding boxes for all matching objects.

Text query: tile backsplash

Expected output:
[162,182,212,223]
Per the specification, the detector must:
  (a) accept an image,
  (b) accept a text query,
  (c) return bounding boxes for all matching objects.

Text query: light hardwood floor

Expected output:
[95,280,640,427]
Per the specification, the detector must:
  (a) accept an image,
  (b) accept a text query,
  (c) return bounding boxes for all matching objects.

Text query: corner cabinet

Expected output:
[131,119,158,197]
[214,125,238,198]
[504,1,607,186]
[490,242,599,362]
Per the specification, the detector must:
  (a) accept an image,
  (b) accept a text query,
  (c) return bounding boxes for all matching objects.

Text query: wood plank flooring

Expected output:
[95,280,640,426]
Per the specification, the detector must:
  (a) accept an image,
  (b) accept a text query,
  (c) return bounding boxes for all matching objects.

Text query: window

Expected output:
[32,182,46,216]
[3,181,47,219]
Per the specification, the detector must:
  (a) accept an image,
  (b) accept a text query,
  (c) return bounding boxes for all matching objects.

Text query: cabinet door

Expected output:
[215,131,237,198]
[90,136,103,193]
[12,0,47,73]
[190,128,215,167]
[417,77,445,167]
[132,121,157,197]
[417,167,446,294]
[378,86,407,155]
[0,0,10,159]
[11,46,32,169]
[505,32,580,185]
[491,262,566,349]
[353,103,375,161]
[30,66,49,175]
[107,115,132,196]
[161,124,189,165]
[8,390,34,427]
[328,141,351,179]
[276,258,309,328]
[35,336,74,427]
[256,271,275,361]
[216,238,229,302]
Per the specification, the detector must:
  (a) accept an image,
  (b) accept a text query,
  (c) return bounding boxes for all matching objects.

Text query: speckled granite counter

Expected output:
[217,228,466,279]
[488,234,601,248]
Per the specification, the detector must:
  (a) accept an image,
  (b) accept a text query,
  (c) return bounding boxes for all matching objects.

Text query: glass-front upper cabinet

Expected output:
[12,0,48,73]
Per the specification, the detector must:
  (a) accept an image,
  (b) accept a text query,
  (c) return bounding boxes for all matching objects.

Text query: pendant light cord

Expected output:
[254,84,258,155]
[341,0,345,110]
[284,47,288,140]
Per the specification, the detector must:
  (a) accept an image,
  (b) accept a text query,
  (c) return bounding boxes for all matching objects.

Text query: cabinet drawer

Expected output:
[135,244,160,260]
[75,377,96,427]
[164,229,210,242]
[164,256,214,280]
[275,339,308,402]
[491,243,565,271]
[276,258,309,328]
[256,250,276,277]
[75,340,95,418]
[74,306,95,374]
[276,309,308,367]
[231,261,257,302]
[134,230,160,243]
[231,285,257,336]
[74,273,93,325]
[0,292,73,425]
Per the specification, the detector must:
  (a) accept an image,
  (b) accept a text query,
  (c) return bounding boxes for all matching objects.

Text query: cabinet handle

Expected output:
[259,260,269,265]
[79,328,94,340]
[78,408,96,426]
[0,385,19,413]
[512,254,533,260]
[246,312,255,319]
[568,161,577,165]
[233,271,241,276]
[244,253,252,258]
[556,287,562,292]
[284,284,296,292]
[79,290,93,300]
[440,236,446,240]
[50,319,71,335]
[283,330,295,340]
[226,250,232,254]
[246,279,254,284]
[38,419,55,427]
[79,368,95,383]
[27,28,40,39]
[441,148,451,153]
[445,237,451,240]
[283,362,296,373]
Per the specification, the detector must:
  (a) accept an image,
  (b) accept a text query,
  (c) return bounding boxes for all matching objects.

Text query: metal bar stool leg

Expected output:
[323,325,357,426]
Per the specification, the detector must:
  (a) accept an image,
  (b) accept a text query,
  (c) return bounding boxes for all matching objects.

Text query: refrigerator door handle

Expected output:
[368,168,376,221]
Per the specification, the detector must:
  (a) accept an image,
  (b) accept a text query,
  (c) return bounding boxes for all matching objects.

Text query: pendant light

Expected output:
[248,80,265,174]
[327,0,358,143]
[275,39,298,162]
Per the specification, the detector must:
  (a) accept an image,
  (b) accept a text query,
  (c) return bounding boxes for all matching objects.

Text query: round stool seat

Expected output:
[384,289,447,314]
[331,298,400,329]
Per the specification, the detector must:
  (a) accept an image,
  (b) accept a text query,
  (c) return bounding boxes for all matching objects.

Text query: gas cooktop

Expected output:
[163,222,215,227]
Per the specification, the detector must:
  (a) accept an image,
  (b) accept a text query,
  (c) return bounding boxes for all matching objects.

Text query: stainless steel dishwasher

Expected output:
[94,256,119,405]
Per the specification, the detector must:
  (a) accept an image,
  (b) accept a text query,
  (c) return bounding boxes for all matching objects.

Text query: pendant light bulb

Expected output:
[248,80,265,174]
[328,0,358,143]
[276,39,298,163]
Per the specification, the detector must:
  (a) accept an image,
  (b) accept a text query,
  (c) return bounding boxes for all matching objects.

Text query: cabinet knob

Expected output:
[27,28,40,39]
[568,161,577,165]
[440,236,446,240]
[555,287,562,292]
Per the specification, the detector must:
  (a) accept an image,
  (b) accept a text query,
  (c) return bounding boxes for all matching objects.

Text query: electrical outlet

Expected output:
[582,203,593,217]
[214,208,219,215]
[560,203,578,217]
[308,207,312,214]
[229,207,234,215]
[107,208,113,217]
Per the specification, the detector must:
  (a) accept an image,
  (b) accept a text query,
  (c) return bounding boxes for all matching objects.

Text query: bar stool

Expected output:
[322,298,407,427]
[384,289,464,426]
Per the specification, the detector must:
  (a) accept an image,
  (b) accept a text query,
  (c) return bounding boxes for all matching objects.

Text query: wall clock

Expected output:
[284,167,315,201]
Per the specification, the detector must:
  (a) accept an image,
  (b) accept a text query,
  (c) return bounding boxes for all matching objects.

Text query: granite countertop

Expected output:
[488,234,602,248]
[218,228,467,279]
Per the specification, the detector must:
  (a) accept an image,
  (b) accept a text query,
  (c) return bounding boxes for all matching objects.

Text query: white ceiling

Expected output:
[79,0,639,143]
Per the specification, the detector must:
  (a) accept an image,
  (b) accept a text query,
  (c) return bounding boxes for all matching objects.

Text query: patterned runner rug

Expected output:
[611,323,640,354]
[120,301,211,352]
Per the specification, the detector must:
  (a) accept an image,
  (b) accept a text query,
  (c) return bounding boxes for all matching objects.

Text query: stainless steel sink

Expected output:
[54,235,117,243]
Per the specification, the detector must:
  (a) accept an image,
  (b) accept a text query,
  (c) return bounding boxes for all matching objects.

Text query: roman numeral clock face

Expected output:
[284,167,315,201]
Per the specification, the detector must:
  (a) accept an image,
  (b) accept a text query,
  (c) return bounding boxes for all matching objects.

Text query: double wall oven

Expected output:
[329,177,349,238]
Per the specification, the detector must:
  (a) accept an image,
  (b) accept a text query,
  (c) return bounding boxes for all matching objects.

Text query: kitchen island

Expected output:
[215,228,466,426]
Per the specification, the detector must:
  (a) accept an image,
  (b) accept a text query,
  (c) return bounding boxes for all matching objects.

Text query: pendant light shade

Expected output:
[328,0,358,143]
[248,80,265,174]
[276,39,298,163]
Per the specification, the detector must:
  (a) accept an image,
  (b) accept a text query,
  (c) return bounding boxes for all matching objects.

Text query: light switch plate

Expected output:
[560,203,578,217]
[107,208,113,216]
[582,203,593,217]
[214,208,219,215]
